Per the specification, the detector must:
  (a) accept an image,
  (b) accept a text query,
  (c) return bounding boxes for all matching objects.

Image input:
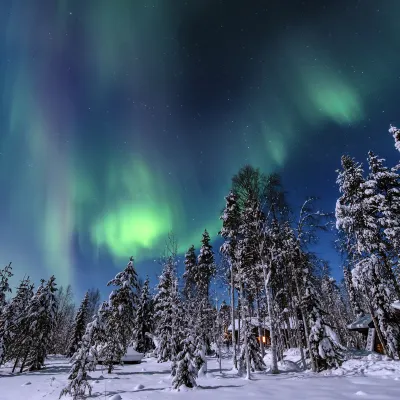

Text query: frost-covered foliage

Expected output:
[335,133,400,359]
[21,276,58,371]
[0,263,12,308]
[302,262,344,371]
[195,230,216,297]
[183,245,197,301]
[343,265,364,320]
[389,125,400,153]
[320,274,358,348]
[67,292,89,357]
[171,336,198,390]
[0,277,34,368]
[352,256,400,358]
[85,288,101,327]
[51,285,75,356]
[0,263,13,362]
[239,320,265,372]
[154,256,179,363]
[102,257,139,373]
[60,302,108,399]
[134,277,154,354]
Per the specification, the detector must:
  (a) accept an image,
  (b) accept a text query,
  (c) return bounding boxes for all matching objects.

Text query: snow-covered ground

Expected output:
[1,351,400,400]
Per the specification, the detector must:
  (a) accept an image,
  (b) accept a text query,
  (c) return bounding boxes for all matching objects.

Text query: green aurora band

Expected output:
[1,0,399,285]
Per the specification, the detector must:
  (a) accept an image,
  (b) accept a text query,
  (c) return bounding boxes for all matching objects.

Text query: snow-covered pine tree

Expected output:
[363,151,400,297]
[67,291,89,357]
[0,263,13,363]
[235,196,267,379]
[239,324,265,372]
[191,230,216,374]
[170,279,186,377]
[171,336,198,390]
[336,151,400,359]
[302,260,344,371]
[0,277,34,369]
[183,245,197,301]
[102,256,139,373]
[134,276,154,354]
[23,276,58,371]
[219,190,241,369]
[195,230,216,299]
[85,288,101,327]
[60,301,109,399]
[51,285,75,355]
[0,262,12,308]
[154,255,177,362]
[343,264,364,320]
[320,274,356,348]
[352,255,400,358]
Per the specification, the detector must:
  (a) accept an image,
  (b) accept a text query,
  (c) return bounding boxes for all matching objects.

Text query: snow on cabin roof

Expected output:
[227,316,299,332]
[227,318,270,331]
[347,314,373,330]
[391,300,400,311]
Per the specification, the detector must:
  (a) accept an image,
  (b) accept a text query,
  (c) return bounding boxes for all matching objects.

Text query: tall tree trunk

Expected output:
[263,265,278,374]
[292,304,306,370]
[239,280,251,380]
[294,270,316,372]
[230,262,237,370]
[256,296,265,356]
[367,301,388,357]
[20,350,29,373]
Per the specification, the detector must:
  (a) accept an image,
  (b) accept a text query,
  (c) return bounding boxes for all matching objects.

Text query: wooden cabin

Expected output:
[347,301,400,354]
[227,318,271,346]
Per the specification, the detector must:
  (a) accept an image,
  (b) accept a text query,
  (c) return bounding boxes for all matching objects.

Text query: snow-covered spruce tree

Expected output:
[102,256,139,373]
[51,285,75,355]
[170,281,186,377]
[0,278,34,370]
[239,324,265,372]
[191,229,216,374]
[85,288,101,327]
[172,335,198,390]
[0,262,13,363]
[154,254,178,362]
[343,264,364,320]
[336,152,400,358]
[302,260,344,371]
[22,276,58,371]
[363,151,400,297]
[60,301,109,400]
[236,197,265,378]
[183,245,197,301]
[352,255,400,358]
[0,262,12,308]
[195,230,216,299]
[219,190,241,369]
[320,274,356,348]
[67,292,89,357]
[134,276,154,354]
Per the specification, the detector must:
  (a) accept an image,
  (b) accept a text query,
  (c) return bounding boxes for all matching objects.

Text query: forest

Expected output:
[1,126,400,399]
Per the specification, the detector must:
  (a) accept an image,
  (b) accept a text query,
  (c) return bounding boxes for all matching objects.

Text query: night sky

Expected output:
[1,0,400,298]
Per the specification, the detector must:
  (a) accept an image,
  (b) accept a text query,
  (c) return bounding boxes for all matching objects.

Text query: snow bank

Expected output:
[330,354,400,377]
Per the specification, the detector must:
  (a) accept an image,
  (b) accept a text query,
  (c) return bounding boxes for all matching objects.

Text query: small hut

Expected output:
[347,301,400,354]
[227,318,271,346]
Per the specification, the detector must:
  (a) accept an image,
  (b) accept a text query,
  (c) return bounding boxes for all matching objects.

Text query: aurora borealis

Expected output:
[1,0,400,294]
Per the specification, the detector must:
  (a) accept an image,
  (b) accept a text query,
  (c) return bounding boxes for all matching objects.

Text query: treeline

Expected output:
[0,266,101,372]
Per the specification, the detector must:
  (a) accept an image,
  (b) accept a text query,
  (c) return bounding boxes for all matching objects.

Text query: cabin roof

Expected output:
[391,300,400,312]
[347,314,373,330]
[227,316,299,332]
[227,318,270,331]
